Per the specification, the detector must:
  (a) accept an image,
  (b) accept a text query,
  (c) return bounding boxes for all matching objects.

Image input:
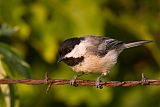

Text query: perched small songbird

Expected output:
[58,35,151,88]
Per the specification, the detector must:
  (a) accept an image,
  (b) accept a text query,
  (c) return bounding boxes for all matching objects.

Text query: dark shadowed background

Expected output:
[0,0,160,107]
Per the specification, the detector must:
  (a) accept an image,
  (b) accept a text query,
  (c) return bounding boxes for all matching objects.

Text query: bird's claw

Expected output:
[70,76,78,87]
[96,78,103,89]
[141,72,149,85]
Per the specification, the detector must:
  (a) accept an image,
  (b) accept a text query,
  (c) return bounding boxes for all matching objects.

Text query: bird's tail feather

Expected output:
[124,40,152,49]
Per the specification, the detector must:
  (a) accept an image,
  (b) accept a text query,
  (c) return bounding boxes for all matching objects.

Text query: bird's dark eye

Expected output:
[59,48,71,57]
[66,48,71,53]
[64,49,71,55]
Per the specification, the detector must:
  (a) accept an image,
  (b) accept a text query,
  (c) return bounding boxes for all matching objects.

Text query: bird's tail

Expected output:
[124,40,152,49]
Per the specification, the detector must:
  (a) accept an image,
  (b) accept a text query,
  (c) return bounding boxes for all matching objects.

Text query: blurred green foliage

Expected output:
[0,0,160,107]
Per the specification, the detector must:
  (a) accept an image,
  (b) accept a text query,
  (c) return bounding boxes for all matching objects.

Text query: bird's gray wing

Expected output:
[97,37,125,56]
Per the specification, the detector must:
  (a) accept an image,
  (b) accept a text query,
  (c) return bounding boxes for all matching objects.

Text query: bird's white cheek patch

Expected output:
[65,41,88,58]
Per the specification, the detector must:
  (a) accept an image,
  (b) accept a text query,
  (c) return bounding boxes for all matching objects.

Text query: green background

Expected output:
[0,0,160,107]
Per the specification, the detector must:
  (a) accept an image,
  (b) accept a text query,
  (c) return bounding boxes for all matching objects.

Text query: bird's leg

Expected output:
[70,72,84,86]
[96,72,108,89]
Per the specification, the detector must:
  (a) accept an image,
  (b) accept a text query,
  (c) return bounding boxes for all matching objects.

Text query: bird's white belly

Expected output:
[72,50,118,73]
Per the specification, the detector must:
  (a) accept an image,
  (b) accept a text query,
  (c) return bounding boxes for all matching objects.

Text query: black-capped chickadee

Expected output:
[58,35,152,88]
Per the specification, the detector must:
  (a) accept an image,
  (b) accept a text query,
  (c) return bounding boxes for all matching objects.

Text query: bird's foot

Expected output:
[70,75,78,87]
[96,78,103,89]
[141,72,146,82]
[141,72,149,85]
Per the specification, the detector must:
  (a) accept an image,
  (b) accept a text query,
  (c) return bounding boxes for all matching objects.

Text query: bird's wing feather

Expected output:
[97,37,124,56]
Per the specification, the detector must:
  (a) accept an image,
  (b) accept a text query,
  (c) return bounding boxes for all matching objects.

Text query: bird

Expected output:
[58,35,152,88]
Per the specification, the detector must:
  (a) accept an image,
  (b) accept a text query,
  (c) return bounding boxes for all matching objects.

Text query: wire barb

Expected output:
[44,72,52,94]
[46,83,53,94]
[44,72,49,84]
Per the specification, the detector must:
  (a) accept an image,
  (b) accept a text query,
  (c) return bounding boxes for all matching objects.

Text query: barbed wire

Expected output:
[1,78,160,86]
[0,73,160,93]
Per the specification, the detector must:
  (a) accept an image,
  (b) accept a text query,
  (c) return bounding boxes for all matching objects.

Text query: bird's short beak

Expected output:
[57,56,63,63]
